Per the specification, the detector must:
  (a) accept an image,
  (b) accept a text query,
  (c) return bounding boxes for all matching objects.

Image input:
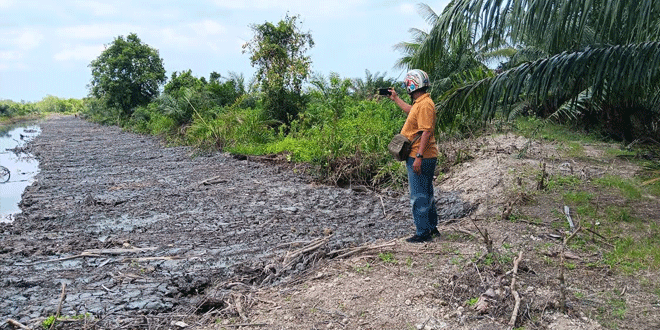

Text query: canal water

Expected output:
[0,123,41,223]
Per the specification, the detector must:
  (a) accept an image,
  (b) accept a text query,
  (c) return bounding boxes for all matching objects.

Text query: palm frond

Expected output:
[415,0,660,67]
[549,88,597,122]
[417,3,440,26]
[481,42,660,119]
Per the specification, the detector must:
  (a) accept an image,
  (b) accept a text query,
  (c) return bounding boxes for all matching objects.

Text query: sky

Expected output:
[0,0,451,102]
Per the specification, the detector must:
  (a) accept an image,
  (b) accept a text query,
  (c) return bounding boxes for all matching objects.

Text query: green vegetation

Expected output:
[1,96,84,121]
[88,33,166,118]
[595,176,643,200]
[42,313,93,329]
[401,0,660,142]
[243,14,313,126]
[466,297,479,306]
[353,262,372,273]
[378,252,397,264]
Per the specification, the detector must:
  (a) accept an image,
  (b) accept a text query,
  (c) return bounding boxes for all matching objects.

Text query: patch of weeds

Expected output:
[466,297,479,306]
[565,262,576,270]
[565,141,586,158]
[507,212,528,223]
[569,236,588,251]
[502,242,512,250]
[42,316,56,329]
[546,175,582,191]
[425,262,434,270]
[541,255,555,266]
[444,232,472,241]
[576,204,597,218]
[608,295,627,319]
[378,252,397,264]
[405,256,413,268]
[605,147,636,159]
[574,291,585,299]
[595,175,642,200]
[474,252,499,266]
[353,263,372,273]
[551,219,570,231]
[450,255,464,266]
[499,251,515,265]
[563,191,594,205]
[42,313,93,329]
[515,117,599,143]
[604,224,660,272]
[604,206,637,224]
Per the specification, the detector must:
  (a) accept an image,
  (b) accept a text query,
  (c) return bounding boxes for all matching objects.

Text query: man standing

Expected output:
[389,69,439,243]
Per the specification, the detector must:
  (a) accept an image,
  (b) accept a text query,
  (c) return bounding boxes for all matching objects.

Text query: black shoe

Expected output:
[406,233,432,243]
[429,228,440,237]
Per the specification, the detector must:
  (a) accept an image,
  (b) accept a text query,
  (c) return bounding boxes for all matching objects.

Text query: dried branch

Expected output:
[508,251,524,328]
[470,218,493,254]
[50,283,67,330]
[6,319,30,330]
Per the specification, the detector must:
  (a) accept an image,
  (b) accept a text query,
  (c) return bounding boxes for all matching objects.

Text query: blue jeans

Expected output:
[406,157,438,236]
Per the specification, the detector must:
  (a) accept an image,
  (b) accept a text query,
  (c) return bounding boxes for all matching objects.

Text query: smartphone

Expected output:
[378,88,392,96]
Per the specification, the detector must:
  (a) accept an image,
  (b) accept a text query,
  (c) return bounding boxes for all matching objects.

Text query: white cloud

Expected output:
[0,0,14,8]
[211,0,367,17]
[190,20,226,36]
[56,24,140,41]
[53,44,105,62]
[0,28,43,72]
[399,3,417,15]
[0,29,44,51]
[158,20,230,52]
[71,0,118,16]
[0,51,21,61]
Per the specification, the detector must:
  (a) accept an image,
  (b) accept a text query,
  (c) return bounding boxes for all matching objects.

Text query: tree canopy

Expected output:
[243,14,314,125]
[400,0,660,140]
[89,33,166,117]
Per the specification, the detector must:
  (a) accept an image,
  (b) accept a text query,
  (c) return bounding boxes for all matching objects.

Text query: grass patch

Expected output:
[594,175,642,200]
[514,117,601,143]
[562,141,586,158]
[378,252,397,264]
[604,228,660,272]
[562,191,593,204]
[42,313,93,329]
[546,175,582,191]
[604,206,636,224]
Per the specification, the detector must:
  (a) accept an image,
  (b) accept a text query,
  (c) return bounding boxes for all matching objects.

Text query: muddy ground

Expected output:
[0,115,471,329]
[2,115,659,330]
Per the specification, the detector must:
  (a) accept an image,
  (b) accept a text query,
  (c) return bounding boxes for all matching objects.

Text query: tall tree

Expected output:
[402,0,660,140]
[243,14,314,125]
[89,33,166,117]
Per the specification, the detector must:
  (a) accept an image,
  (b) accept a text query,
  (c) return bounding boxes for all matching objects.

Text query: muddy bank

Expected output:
[0,116,471,328]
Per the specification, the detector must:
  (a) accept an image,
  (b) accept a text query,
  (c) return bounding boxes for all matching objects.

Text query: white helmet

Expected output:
[404,69,430,94]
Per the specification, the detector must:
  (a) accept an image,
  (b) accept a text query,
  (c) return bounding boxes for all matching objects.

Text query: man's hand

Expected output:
[388,88,398,101]
[413,157,422,174]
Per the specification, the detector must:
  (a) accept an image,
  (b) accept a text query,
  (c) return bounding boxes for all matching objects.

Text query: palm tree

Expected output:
[402,0,660,140]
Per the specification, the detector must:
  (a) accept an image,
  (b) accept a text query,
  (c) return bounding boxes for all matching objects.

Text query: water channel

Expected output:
[0,122,41,223]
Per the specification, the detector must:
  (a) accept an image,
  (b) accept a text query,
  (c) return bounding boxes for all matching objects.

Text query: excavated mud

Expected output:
[0,116,472,328]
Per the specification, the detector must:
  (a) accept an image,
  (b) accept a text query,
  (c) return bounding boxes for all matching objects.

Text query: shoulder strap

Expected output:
[411,132,422,144]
